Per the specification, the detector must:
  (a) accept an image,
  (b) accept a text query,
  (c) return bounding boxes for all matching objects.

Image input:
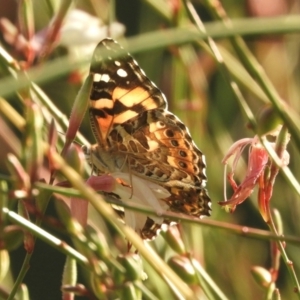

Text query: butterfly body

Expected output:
[88,38,211,238]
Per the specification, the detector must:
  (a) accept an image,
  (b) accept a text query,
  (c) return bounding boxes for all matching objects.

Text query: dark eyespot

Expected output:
[171,140,179,147]
[179,150,187,157]
[165,129,174,137]
[179,161,187,168]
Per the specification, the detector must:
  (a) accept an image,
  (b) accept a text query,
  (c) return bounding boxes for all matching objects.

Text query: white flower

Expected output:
[59,9,125,56]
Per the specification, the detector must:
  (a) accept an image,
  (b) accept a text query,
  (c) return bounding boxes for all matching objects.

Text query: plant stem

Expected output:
[6,253,31,300]
[267,205,300,297]
[2,208,88,266]
[262,125,300,297]
[204,0,300,150]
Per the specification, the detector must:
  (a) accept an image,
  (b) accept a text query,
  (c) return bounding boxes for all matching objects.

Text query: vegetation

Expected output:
[0,0,300,299]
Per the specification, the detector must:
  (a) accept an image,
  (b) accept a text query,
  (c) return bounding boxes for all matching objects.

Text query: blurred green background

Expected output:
[1,0,300,299]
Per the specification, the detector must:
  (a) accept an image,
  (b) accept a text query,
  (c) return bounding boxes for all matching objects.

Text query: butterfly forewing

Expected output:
[89,39,166,148]
[88,38,211,239]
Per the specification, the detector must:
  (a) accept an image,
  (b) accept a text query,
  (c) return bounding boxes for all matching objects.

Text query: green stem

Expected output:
[204,0,300,150]
[183,0,258,131]
[6,253,31,300]
[266,205,300,297]
[38,0,73,62]
[190,255,229,300]
[35,181,300,244]
[261,125,300,297]
[2,208,88,266]
[2,206,89,300]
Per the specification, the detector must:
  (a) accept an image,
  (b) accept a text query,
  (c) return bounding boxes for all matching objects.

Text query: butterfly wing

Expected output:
[88,38,211,238]
[89,38,167,149]
[106,108,211,218]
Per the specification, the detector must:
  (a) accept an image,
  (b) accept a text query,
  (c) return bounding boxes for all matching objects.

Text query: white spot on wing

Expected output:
[115,61,121,66]
[93,73,110,83]
[93,73,101,82]
[117,68,128,78]
[101,74,110,82]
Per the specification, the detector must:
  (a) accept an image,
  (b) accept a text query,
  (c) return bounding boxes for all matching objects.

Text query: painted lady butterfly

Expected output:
[87,38,211,239]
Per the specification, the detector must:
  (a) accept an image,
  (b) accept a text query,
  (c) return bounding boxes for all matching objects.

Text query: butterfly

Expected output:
[86,38,211,239]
